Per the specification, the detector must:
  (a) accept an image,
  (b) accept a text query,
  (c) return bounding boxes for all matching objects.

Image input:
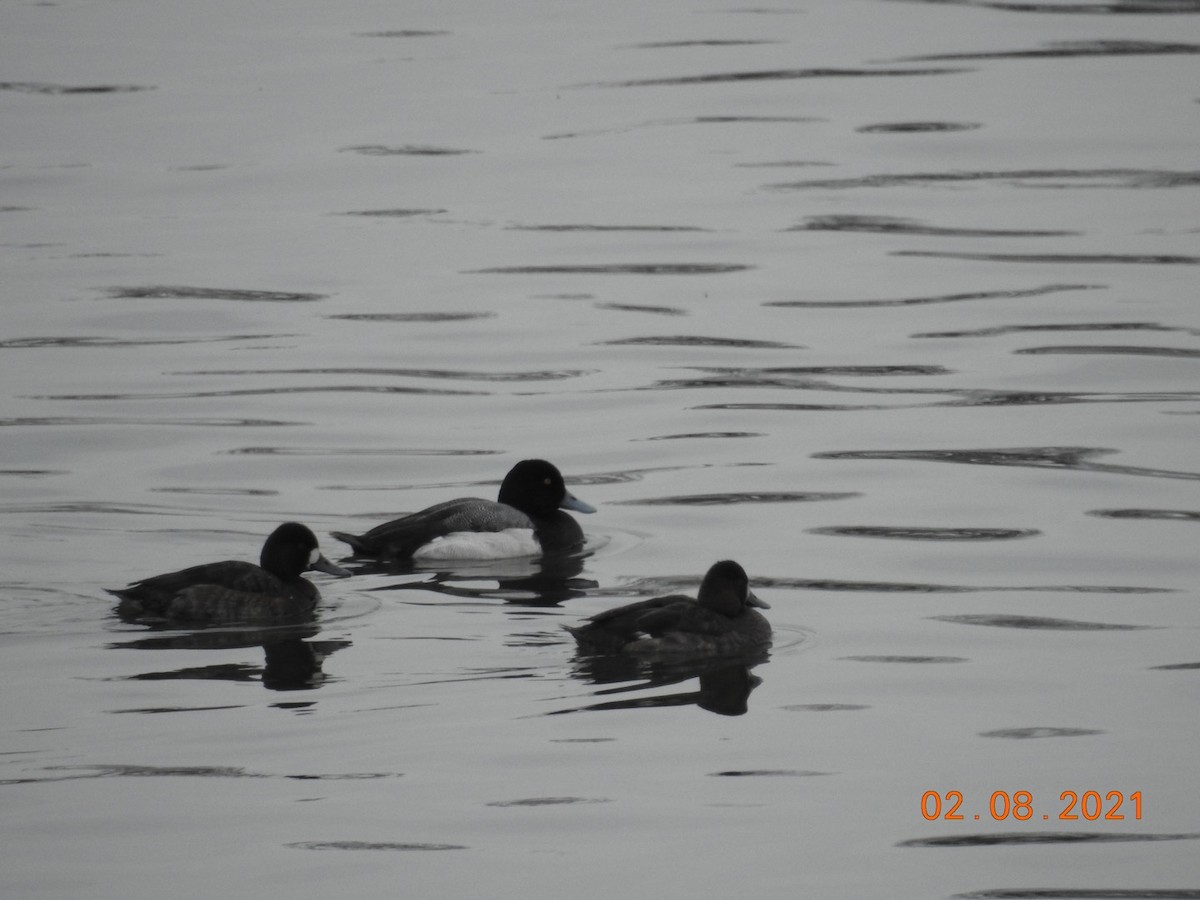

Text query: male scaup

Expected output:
[565,560,771,657]
[108,522,350,624]
[331,459,595,561]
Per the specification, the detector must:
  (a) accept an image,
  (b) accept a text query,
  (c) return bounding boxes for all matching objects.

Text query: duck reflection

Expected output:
[109,624,350,692]
[347,549,597,606]
[564,651,769,717]
[262,638,342,690]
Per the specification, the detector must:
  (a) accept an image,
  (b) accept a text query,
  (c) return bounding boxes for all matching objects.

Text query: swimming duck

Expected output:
[331,459,595,560]
[565,560,771,657]
[108,522,350,624]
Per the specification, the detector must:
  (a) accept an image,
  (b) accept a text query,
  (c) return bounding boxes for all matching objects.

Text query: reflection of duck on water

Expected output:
[113,632,351,692]
[352,550,597,606]
[108,523,349,625]
[262,638,342,691]
[562,656,767,717]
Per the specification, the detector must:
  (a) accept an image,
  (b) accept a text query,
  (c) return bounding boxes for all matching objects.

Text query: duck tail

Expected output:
[329,531,369,555]
[562,623,623,654]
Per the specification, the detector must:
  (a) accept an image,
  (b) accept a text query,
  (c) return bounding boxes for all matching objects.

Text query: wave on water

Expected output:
[104,286,327,302]
[769,168,1200,190]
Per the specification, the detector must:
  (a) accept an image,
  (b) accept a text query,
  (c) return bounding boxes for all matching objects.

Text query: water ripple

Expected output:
[105,286,327,302]
[338,208,448,217]
[914,321,1193,339]
[615,491,858,506]
[789,214,1075,237]
[770,168,1200,191]
[1088,508,1200,522]
[933,614,1150,631]
[34,385,483,400]
[595,302,688,316]
[979,727,1104,738]
[603,335,798,349]
[326,311,493,323]
[509,223,711,232]
[940,390,1199,408]
[0,81,153,94]
[1016,345,1200,359]
[706,395,1159,411]
[340,144,473,155]
[591,66,969,87]
[174,366,592,382]
[657,365,949,388]
[486,796,610,807]
[0,416,300,428]
[709,769,829,777]
[287,841,465,851]
[955,891,1200,900]
[641,431,763,440]
[666,371,1198,411]
[901,832,1200,848]
[896,250,1200,265]
[810,526,1039,541]
[544,116,822,140]
[700,402,892,413]
[857,121,982,133]
[33,764,397,780]
[467,263,751,275]
[226,446,499,457]
[888,0,1200,13]
[815,446,1200,481]
[355,30,451,38]
[766,283,1100,308]
[150,486,278,496]
[841,655,969,664]
[0,334,287,349]
[899,39,1200,61]
[629,39,784,48]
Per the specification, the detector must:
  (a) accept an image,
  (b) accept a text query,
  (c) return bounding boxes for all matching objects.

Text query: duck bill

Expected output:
[311,554,352,577]
[560,492,596,514]
[747,590,770,610]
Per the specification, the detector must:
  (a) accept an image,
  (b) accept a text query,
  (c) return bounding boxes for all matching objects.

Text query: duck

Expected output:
[108,522,350,624]
[565,560,771,657]
[330,459,595,561]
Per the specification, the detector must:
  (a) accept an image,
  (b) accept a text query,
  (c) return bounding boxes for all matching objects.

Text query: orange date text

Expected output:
[921,790,1142,822]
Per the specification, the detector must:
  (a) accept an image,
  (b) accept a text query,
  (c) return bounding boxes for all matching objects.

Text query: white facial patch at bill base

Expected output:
[411,528,539,561]
[308,548,321,566]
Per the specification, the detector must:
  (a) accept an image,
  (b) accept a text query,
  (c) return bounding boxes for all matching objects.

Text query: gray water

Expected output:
[3,1,1199,897]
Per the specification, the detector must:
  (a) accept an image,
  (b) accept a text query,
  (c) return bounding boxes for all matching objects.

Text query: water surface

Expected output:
[2,1,1198,898]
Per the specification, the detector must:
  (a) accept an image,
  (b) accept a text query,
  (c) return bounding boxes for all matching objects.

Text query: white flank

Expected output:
[411,528,539,561]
